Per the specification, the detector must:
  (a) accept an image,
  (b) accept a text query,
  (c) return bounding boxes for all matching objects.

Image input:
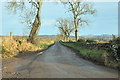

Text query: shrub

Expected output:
[77,39,85,43]
[109,37,120,61]
[2,37,54,58]
[2,45,6,53]
[69,40,74,43]
[86,39,96,44]
[2,38,19,58]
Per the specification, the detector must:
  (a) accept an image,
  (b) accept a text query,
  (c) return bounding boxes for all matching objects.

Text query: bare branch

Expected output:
[56,18,75,41]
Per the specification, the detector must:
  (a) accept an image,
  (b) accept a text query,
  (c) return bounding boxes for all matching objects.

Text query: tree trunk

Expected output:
[74,18,79,41]
[64,36,66,42]
[67,33,70,41]
[28,1,42,44]
[67,36,69,42]
[75,28,79,41]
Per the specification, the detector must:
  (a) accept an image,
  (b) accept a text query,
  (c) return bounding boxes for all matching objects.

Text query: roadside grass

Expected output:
[39,44,50,49]
[61,42,119,69]
[1,36,54,58]
[62,42,105,62]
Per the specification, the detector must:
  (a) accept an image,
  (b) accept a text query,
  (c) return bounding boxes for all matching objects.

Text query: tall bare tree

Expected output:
[7,0,42,43]
[56,18,75,41]
[63,2,96,41]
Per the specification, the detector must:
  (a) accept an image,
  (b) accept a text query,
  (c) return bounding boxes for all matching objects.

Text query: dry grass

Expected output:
[35,38,54,46]
[1,36,54,58]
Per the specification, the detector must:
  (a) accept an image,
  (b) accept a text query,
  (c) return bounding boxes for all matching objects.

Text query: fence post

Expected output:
[10,32,13,39]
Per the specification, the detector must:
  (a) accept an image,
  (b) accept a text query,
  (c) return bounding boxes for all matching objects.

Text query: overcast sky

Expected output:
[1,2,118,36]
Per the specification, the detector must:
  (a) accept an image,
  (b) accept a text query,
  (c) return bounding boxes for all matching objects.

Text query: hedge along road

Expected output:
[2,42,118,78]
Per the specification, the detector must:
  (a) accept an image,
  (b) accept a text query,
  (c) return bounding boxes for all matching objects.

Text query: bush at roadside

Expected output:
[1,37,54,58]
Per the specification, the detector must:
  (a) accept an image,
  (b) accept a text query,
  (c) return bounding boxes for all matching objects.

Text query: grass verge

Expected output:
[60,42,119,69]
[1,37,54,58]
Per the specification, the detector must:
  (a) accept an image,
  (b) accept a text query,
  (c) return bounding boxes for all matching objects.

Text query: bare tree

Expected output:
[63,2,96,41]
[7,0,43,43]
[56,18,75,41]
[56,34,64,41]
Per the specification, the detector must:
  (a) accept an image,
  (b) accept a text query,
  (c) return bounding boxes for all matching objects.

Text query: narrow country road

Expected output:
[2,42,118,78]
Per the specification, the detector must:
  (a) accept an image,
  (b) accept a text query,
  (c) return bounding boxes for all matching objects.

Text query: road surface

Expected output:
[2,42,118,78]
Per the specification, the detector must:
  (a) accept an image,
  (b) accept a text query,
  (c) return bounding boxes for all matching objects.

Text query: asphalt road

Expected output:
[2,42,118,78]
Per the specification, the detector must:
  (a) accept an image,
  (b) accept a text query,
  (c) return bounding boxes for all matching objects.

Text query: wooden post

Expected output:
[10,32,13,39]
